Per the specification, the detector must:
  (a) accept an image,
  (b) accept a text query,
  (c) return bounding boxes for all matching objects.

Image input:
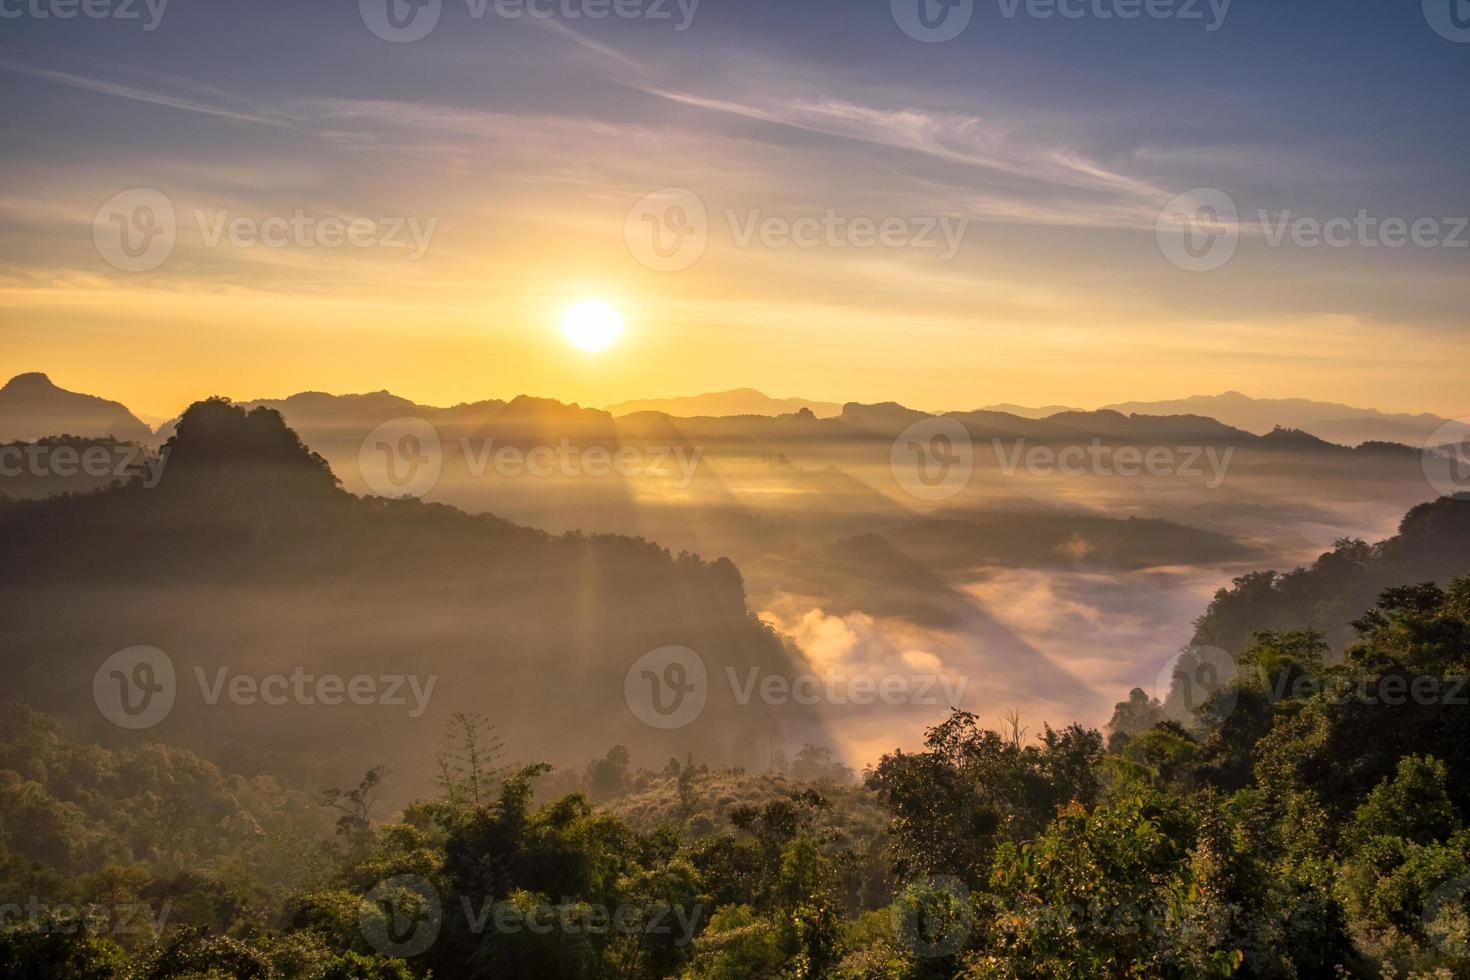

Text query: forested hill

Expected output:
[1191,495,1470,654]
[0,399,826,791]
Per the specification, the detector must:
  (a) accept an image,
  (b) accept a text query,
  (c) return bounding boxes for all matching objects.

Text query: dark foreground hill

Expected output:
[0,399,826,799]
[1191,494,1470,653]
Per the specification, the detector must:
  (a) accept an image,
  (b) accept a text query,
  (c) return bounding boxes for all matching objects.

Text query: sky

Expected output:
[1,0,1467,419]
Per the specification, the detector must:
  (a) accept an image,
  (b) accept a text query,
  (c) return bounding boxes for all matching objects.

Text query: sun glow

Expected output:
[561,301,624,353]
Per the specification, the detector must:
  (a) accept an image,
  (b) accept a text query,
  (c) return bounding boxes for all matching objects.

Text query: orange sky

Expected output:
[3,12,1466,421]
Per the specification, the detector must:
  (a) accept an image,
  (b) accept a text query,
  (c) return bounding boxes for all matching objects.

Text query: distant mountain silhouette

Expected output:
[153,390,625,457]
[0,372,151,444]
[966,392,1462,448]
[141,388,1430,460]
[606,388,843,419]
[973,402,1083,419]
[17,373,1461,453]
[1098,391,1456,447]
[824,402,1259,446]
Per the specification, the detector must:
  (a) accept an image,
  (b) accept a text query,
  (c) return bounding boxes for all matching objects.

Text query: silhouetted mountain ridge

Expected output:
[0,372,151,444]
[0,399,826,788]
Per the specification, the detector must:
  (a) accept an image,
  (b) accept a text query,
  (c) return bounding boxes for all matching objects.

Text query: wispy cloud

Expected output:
[524,16,656,77]
[0,57,299,131]
[637,86,1174,227]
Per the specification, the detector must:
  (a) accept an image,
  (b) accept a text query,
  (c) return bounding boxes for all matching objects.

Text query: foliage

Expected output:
[8,566,1470,977]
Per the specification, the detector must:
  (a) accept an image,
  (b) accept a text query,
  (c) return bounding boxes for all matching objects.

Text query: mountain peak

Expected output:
[159,399,341,502]
[3,372,57,391]
[0,373,153,444]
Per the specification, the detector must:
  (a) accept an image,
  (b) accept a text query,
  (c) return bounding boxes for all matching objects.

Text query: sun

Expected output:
[561,301,624,353]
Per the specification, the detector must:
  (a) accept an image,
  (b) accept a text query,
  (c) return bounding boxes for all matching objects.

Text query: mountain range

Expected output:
[604,387,1462,447]
[2,374,1462,453]
[973,392,1458,447]
[1095,392,1457,446]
